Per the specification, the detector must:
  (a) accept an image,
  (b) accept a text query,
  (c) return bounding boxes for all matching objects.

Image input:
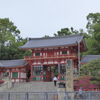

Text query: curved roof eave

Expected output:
[19,43,77,49]
[0,59,28,68]
[19,34,84,49]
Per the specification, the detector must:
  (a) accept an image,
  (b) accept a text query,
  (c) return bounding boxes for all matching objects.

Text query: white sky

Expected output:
[0,0,100,38]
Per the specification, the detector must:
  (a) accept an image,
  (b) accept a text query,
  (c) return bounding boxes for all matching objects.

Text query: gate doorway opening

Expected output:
[43,65,58,81]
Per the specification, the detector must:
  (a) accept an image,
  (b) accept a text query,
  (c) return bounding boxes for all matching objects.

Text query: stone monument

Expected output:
[58,59,74,100]
[65,59,74,100]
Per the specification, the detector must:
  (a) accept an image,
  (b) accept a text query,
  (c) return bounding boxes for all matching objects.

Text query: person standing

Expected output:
[78,87,83,98]
[53,76,58,86]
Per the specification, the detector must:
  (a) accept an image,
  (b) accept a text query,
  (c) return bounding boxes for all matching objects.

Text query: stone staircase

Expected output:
[0,77,12,91]
[2,82,58,92]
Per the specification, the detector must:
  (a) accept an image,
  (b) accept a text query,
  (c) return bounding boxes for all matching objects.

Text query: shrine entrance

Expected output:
[32,64,66,81]
[43,65,58,81]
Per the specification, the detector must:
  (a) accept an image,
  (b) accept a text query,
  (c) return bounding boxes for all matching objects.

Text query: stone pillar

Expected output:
[57,88,66,100]
[65,69,74,91]
[65,59,74,100]
[57,59,74,100]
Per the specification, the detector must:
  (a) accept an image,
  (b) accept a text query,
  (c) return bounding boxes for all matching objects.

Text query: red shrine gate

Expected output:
[25,48,78,81]
[21,34,86,82]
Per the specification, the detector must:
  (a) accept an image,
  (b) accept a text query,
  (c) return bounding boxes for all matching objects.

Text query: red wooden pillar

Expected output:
[31,65,33,81]
[19,69,21,82]
[58,62,60,80]
[9,69,11,79]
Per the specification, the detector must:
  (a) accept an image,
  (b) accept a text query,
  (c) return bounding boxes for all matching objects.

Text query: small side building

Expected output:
[0,59,28,82]
[81,55,100,64]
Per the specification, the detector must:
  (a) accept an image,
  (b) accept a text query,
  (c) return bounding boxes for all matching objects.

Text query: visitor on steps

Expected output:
[53,76,58,86]
[78,87,83,98]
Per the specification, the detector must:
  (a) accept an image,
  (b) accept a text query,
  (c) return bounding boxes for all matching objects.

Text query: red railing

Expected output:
[24,54,77,60]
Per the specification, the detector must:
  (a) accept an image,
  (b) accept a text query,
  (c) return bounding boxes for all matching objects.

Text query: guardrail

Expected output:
[0,91,100,100]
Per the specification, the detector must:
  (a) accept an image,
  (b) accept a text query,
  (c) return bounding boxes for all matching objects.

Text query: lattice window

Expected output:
[35,53,40,56]
[12,72,18,78]
[62,51,67,54]
[33,66,43,76]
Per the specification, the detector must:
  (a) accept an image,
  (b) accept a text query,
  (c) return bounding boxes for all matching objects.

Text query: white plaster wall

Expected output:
[20,72,26,78]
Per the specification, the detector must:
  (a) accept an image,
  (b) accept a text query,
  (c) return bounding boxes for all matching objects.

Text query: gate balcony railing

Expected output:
[24,53,77,60]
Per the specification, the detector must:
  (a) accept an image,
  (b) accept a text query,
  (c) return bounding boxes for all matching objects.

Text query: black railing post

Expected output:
[45,92,48,100]
[8,93,10,100]
[26,92,29,100]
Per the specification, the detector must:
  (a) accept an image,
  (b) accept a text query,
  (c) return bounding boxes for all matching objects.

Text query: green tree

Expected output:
[86,13,100,36]
[0,18,20,44]
[42,35,50,38]
[85,13,100,54]
[0,18,30,60]
[54,27,79,36]
[80,59,100,85]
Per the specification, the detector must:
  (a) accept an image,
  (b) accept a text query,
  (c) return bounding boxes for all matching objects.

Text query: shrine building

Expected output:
[0,59,28,82]
[0,34,86,82]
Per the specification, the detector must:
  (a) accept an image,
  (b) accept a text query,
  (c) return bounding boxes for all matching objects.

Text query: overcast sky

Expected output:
[0,0,100,38]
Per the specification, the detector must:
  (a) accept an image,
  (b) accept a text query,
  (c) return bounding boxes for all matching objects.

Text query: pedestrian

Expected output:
[78,87,83,98]
[53,76,58,86]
